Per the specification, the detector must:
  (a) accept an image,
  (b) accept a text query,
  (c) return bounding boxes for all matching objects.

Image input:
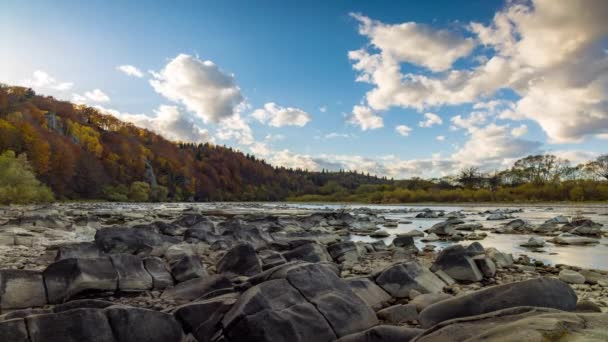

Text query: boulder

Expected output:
[345,277,392,310]
[409,293,452,312]
[427,220,459,236]
[173,293,238,341]
[221,278,338,342]
[418,277,577,328]
[0,318,29,342]
[377,304,418,323]
[421,233,439,242]
[161,275,233,302]
[465,242,485,256]
[282,242,331,263]
[53,299,114,312]
[431,245,483,282]
[486,213,510,220]
[0,270,47,310]
[170,255,207,283]
[472,256,496,278]
[369,230,390,238]
[106,306,184,342]
[520,236,545,247]
[576,300,602,313]
[94,227,178,255]
[327,241,360,263]
[485,247,514,268]
[55,242,102,260]
[143,257,174,290]
[392,236,416,249]
[217,243,262,277]
[109,254,153,291]
[337,325,424,342]
[549,233,600,245]
[400,229,425,237]
[43,257,118,303]
[375,262,445,298]
[26,308,115,342]
[546,215,569,224]
[558,269,586,284]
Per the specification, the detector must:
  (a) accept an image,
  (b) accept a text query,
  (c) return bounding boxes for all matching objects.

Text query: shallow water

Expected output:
[265,203,608,270]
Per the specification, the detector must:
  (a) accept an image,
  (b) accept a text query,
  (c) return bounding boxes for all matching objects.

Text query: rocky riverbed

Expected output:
[0,202,607,341]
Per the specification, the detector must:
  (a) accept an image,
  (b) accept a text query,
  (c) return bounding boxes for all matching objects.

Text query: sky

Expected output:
[1,0,607,179]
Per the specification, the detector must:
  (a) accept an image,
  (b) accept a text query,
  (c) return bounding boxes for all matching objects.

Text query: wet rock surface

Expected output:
[0,202,607,341]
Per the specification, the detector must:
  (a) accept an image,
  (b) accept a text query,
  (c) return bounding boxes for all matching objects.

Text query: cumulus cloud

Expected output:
[72,89,110,104]
[251,102,311,127]
[216,114,254,145]
[348,105,383,130]
[349,1,608,143]
[97,105,212,143]
[20,70,73,91]
[419,112,443,128]
[117,65,144,78]
[150,54,244,123]
[395,125,412,136]
[436,135,446,141]
[511,124,528,137]
[351,13,475,72]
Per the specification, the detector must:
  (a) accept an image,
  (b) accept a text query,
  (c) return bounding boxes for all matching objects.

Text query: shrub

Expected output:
[0,150,54,204]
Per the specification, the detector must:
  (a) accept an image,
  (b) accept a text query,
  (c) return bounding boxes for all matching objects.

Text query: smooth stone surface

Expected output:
[106,306,184,342]
[558,269,586,284]
[216,243,262,277]
[375,262,445,298]
[109,254,153,291]
[26,308,115,342]
[337,325,424,342]
[0,270,47,310]
[346,277,392,310]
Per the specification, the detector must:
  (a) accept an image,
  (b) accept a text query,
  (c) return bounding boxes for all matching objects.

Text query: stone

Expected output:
[578,269,607,285]
[0,318,29,342]
[0,270,47,310]
[520,236,545,248]
[170,255,207,283]
[327,241,360,263]
[217,243,262,277]
[106,306,184,342]
[375,261,445,298]
[282,242,331,263]
[161,275,233,302]
[172,293,238,340]
[400,229,424,237]
[558,269,586,284]
[550,233,600,245]
[418,277,577,328]
[53,299,114,312]
[345,277,392,310]
[143,257,174,290]
[43,257,118,304]
[26,308,115,342]
[465,242,485,256]
[369,230,390,238]
[377,304,418,323]
[427,220,459,236]
[55,242,103,260]
[94,227,178,255]
[409,293,452,312]
[434,270,455,286]
[109,254,153,291]
[392,236,415,249]
[576,300,602,313]
[337,325,424,342]
[421,233,439,242]
[222,278,338,342]
[485,247,514,268]
[431,245,483,282]
[472,256,496,278]
[546,215,570,224]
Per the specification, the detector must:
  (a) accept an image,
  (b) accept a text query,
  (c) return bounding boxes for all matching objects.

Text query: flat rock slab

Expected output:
[418,277,577,328]
[26,308,115,342]
[0,270,47,311]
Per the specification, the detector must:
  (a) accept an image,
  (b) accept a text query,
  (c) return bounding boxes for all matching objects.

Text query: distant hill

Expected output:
[0,84,390,201]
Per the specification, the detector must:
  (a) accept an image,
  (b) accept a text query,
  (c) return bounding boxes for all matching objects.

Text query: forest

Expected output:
[0,84,607,205]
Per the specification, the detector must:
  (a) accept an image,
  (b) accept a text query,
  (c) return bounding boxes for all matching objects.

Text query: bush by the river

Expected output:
[0,150,54,204]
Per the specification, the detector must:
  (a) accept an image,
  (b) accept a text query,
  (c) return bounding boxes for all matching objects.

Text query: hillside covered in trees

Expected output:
[1,84,607,204]
[0,84,390,203]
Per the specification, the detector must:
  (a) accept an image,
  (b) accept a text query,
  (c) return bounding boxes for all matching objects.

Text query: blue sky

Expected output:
[1,0,607,178]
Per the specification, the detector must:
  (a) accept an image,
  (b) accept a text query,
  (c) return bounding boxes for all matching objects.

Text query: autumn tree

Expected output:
[0,150,54,204]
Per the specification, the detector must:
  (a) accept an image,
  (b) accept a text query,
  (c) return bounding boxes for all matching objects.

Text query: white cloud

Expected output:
[150,54,244,123]
[20,70,73,92]
[436,135,446,141]
[319,106,327,113]
[450,111,488,130]
[72,89,110,104]
[325,132,352,139]
[117,65,144,78]
[251,102,311,127]
[348,105,383,130]
[349,1,608,143]
[511,124,528,137]
[395,125,412,137]
[419,112,443,128]
[96,105,212,143]
[351,13,475,72]
[216,114,254,145]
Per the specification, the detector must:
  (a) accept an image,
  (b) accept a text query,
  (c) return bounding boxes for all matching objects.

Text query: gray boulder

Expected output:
[109,254,153,291]
[377,304,418,323]
[485,247,514,267]
[418,277,577,328]
[0,270,47,310]
[55,242,102,260]
[0,318,29,342]
[558,269,586,284]
[170,255,207,283]
[43,257,118,303]
[161,275,233,302]
[520,236,545,247]
[173,293,238,342]
[550,233,600,245]
[375,262,445,298]
[143,257,174,290]
[430,245,483,282]
[472,256,496,278]
[345,277,392,310]
[392,236,416,249]
[409,293,452,312]
[106,306,184,342]
[282,242,331,263]
[26,308,115,342]
[327,241,360,263]
[94,227,178,255]
[217,243,262,277]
